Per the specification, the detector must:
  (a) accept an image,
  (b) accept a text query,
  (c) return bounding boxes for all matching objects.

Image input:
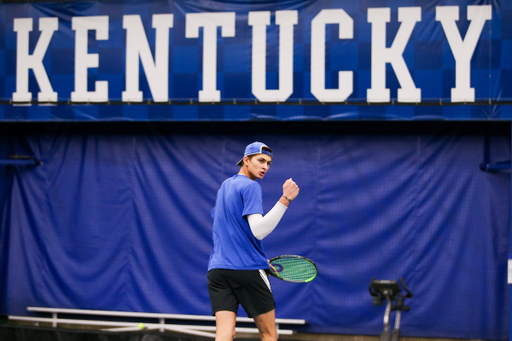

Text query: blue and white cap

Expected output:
[236,141,273,166]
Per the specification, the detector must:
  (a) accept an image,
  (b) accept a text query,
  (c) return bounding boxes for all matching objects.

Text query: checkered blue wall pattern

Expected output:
[0,0,509,121]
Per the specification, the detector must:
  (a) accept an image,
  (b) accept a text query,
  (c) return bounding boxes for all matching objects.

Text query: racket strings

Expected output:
[271,257,316,282]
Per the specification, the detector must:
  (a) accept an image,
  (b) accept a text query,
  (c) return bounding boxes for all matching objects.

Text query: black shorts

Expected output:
[207,269,276,318]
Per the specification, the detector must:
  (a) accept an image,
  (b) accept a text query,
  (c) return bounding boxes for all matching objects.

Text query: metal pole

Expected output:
[381,292,392,341]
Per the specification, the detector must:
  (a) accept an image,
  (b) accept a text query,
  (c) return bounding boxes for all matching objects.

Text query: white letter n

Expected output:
[123,14,173,102]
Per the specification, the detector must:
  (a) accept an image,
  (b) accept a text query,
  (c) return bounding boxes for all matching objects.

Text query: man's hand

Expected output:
[278,178,299,207]
[282,178,299,202]
[268,260,277,276]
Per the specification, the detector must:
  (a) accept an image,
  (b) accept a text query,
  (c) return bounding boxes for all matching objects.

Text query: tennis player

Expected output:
[207,141,299,341]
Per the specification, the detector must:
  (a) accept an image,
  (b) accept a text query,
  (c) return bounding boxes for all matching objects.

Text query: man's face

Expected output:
[245,154,272,180]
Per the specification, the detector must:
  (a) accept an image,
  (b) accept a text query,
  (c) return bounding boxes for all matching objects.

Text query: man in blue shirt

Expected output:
[208,141,299,341]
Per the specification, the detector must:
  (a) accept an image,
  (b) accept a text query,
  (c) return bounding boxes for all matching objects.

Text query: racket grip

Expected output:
[265,268,277,277]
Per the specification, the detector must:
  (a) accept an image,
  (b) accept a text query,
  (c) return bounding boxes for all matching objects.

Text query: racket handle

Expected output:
[265,268,278,277]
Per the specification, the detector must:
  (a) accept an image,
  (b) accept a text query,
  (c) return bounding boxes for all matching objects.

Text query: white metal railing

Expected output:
[8,307,307,338]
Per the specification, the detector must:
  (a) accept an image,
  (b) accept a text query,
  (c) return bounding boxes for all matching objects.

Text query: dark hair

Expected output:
[245,153,268,163]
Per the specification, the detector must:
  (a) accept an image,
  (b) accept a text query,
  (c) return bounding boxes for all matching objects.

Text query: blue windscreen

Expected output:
[0,122,509,339]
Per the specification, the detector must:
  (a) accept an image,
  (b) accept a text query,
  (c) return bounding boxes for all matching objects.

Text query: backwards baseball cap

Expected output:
[236,141,273,166]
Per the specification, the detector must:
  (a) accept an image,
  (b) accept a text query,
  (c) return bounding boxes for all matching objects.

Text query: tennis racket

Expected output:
[268,255,317,283]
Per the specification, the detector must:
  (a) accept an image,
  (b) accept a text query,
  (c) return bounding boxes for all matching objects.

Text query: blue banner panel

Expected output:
[0,123,509,339]
[0,0,511,120]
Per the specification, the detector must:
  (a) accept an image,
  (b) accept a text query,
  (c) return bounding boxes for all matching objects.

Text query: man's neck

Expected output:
[238,167,255,180]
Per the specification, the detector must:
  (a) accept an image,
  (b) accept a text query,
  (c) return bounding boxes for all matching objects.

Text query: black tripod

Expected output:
[369,278,413,341]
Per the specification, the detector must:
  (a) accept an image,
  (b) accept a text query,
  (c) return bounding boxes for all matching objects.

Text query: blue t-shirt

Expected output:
[208,174,269,271]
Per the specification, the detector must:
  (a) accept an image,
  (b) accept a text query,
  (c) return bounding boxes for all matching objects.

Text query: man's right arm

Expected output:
[247,178,300,240]
[247,202,287,240]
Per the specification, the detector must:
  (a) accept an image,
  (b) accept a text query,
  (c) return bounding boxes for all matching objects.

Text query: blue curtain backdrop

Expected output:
[0,122,510,339]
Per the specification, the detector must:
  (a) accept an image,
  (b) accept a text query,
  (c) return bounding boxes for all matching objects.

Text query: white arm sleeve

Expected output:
[247,202,288,240]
